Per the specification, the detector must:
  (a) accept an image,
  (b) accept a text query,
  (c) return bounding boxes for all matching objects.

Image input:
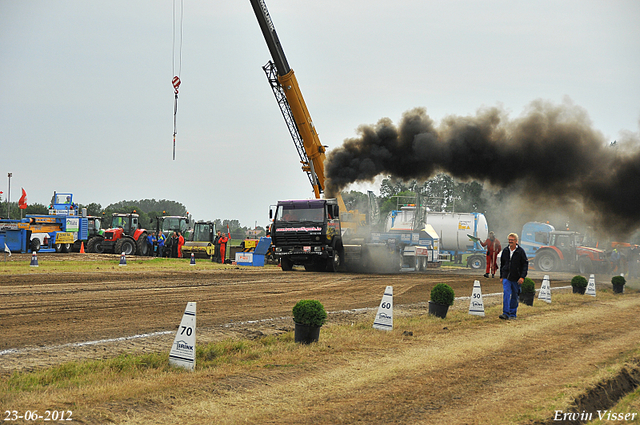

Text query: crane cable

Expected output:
[172,0,184,161]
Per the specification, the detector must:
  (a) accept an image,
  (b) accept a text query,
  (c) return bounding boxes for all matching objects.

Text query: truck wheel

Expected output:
[55,244,63,253]
[136,233,149,256]
[536,252,558,272]
[115,238,136,256]
[578,257,592,274]
[30,238,41,252]
[280,257,293,271]
[467,255,485,270]
[87,236,104,253]
[325,243,344,272]
[61,243,71,253]
[326,249,342,272]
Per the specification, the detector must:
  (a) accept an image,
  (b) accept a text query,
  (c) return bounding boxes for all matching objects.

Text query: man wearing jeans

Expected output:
[499,232,528,320]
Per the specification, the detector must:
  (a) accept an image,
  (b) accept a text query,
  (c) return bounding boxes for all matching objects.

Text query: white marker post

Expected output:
[468,280,485,316]
[373,286,393,331]
[30,251,39,267]
[538,275,552,303]
[169,302,196,371]
[586,274,596,297]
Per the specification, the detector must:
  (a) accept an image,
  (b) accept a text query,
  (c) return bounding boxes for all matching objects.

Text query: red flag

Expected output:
[18,188,27,210]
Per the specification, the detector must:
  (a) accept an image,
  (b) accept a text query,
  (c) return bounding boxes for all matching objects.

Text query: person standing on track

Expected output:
[147,232,156,257]
[499,232,528,320]
[177,231,185,258]
[480,231,501,278]
[170,231,179,258]
[218,231,229,264]
[157,232,166,257]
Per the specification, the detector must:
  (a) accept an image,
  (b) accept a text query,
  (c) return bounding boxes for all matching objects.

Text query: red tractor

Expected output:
[533,230,608,274]
[89,213,150,256]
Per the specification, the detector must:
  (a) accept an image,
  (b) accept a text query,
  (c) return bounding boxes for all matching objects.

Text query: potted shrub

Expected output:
[611,275,626,294]
[428,283,455,318]
[571,275,588,295]
[292,299,327,344]
[520,277,536,306]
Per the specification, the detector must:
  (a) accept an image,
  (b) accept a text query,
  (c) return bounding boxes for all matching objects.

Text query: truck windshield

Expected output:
[162,218,186,233]
[276,206,324,223]
[55,194,72,204]
[193,224,212,242]
[112,216,129,228]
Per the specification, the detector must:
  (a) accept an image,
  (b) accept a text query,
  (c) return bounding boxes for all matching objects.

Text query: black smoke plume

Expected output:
[324,99,640,236]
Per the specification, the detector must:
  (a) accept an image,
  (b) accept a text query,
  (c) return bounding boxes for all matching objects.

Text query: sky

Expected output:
[1,0,639,228]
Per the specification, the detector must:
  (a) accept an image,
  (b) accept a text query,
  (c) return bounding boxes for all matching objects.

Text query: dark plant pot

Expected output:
[572,286,586,295]
[294,322,321,344]
[428,301,449,319]
[612,283,624,294]
[521,292,534,306]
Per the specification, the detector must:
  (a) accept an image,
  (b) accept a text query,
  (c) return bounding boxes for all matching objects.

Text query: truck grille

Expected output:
[276,232,316,246]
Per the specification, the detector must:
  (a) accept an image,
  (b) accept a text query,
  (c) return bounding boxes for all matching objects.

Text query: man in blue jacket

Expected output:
[147,232,157,257]
[157,232,166,258]
[499,232,528,320]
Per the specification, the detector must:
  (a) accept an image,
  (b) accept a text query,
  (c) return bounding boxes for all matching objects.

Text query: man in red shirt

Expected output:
[218,232,229,264]
[480,231,501,278]
[177,231,185,258]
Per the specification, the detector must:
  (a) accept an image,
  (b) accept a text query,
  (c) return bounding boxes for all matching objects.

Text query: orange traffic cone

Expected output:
[80,242,85,253]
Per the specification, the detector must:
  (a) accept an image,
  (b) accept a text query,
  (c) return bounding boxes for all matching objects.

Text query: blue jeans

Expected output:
[502,278,519,317]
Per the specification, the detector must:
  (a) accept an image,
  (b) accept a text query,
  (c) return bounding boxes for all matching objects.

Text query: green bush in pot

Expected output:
[611,275,626,294]
[571,275,588,294]
[519,277,536,306]
[428,283,455,318]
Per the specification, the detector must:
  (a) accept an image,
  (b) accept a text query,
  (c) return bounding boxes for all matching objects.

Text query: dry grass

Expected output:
[2,289,640,424]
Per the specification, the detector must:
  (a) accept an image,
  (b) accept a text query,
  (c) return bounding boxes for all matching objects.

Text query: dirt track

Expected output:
[0,254,576,372]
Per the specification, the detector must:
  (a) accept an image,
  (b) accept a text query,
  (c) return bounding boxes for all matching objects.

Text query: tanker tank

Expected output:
[385,207,489,253]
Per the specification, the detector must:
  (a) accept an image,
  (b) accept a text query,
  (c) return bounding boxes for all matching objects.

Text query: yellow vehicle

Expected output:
[181,221,216,259]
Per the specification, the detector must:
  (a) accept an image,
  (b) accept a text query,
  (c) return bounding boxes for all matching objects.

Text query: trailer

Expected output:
[385,205,489,269]
[0,220,35,253]
[1,214,88,254]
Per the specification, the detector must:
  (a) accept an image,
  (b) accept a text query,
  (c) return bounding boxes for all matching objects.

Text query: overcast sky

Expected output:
[2,0,639,228]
